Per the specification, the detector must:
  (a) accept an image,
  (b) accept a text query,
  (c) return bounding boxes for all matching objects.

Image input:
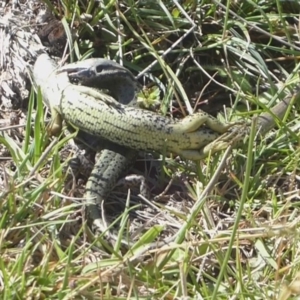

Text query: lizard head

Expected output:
[57,58,137,87]
[57,58,140,104]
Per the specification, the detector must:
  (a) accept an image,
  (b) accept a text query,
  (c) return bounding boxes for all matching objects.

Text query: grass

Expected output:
[1,0,300,299]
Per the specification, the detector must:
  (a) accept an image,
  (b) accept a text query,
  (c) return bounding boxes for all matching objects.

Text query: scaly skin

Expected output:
[59,87,232,160]
[85,144,138,237]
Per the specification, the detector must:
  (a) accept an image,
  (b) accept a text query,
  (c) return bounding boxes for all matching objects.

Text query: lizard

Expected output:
[32,53,236,246]
[32,53,299,248]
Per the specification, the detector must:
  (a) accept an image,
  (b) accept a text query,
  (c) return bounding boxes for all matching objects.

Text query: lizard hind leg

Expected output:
[172,111,235,134]
[187,126,246,160]
[178,140,229,160]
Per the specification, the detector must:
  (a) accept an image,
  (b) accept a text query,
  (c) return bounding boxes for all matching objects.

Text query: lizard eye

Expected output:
[95,65,105,74]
